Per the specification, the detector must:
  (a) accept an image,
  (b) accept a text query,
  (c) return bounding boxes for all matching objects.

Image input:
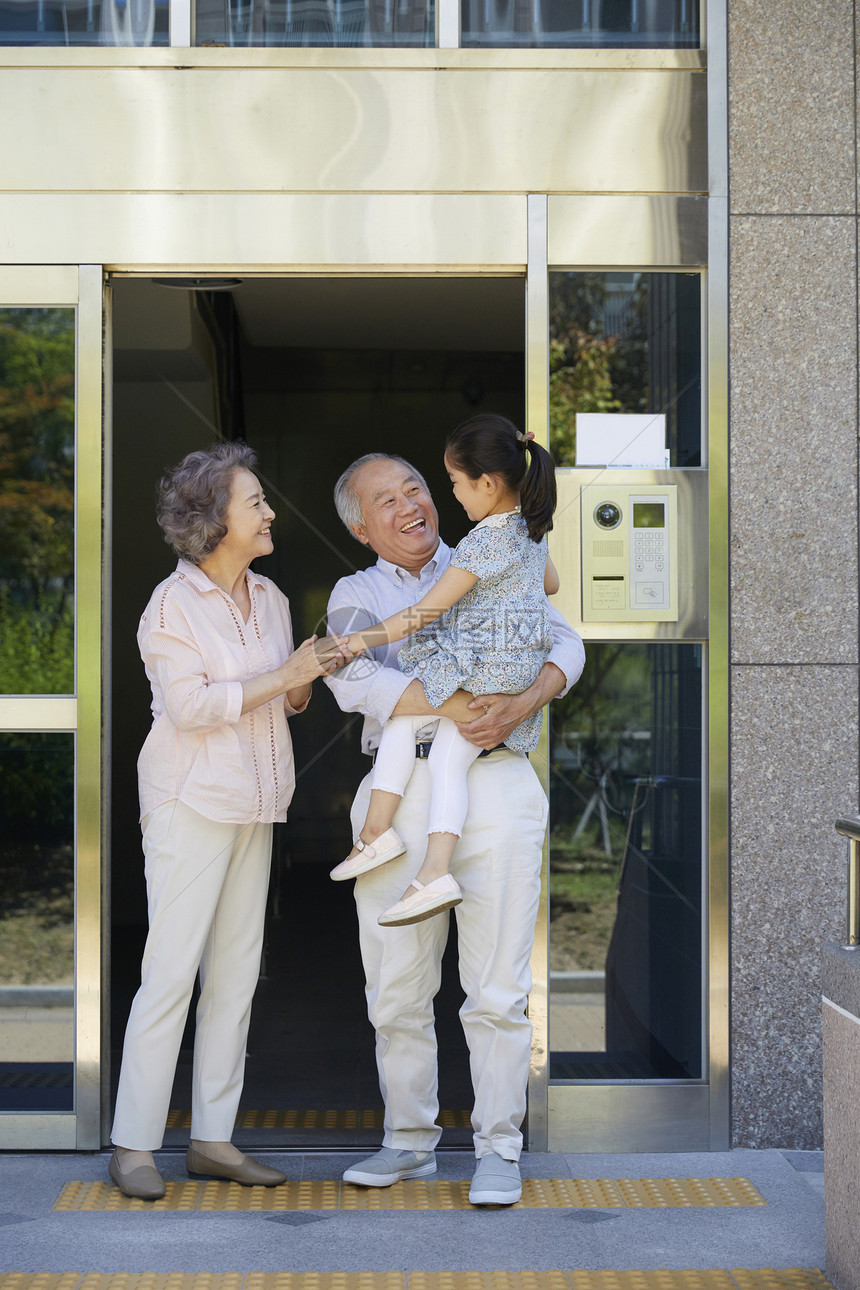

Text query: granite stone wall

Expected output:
[728,0,860,1146]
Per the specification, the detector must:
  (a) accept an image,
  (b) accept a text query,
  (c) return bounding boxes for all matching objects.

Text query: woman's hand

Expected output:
[240,634,352,717]
[285,634,351,686]
[281,634,351,714]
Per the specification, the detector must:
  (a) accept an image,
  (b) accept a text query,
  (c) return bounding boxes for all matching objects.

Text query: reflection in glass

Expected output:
[549,643,702,1079]
[0,308,75,696]
[194,0,433,46]
[462,0,698,47]
[0,0,167,43]
[0,733,74,1110]
[549,272,701,469]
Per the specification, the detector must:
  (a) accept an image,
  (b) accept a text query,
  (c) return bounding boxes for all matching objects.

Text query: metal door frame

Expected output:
[0,264,104,1150]
[524,182,727,1150]
[106,205,725,1153]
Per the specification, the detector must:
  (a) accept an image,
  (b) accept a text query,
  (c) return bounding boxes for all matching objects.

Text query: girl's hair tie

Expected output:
[515,429,535,444]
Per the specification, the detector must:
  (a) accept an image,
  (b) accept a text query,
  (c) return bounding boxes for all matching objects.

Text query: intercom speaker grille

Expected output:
[593,540,625,558]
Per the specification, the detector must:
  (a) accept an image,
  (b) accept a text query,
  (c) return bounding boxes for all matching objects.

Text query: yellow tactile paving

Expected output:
[570,1275,737,1290]
[730,1274,834,1290]
[522,1179,627,1208]
[342,1180,470,1210]
[53,1182,202,1212]
[79,1279,243,1290]
[165,1110,471,1131]
[246,1277,405,1290]
[52,1177,766,1213]
[414,1279,832,1290]
[0,1278,82,1290]
[341,1178,626,1211]
[412,1275,573,1290]
[616,1179,766,1208]
[197,1182,340,1212]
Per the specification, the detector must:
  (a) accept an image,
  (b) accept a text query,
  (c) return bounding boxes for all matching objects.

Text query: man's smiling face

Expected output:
[350,457,440,576]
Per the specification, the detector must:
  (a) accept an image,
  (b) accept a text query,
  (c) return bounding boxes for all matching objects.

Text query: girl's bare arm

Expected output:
[347,565,478,653]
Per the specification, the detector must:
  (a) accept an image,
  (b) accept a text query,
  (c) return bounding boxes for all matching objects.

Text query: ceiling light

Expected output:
[153,278,243,291]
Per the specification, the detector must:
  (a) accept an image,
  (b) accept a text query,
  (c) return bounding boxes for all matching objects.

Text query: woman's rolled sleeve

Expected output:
[284,689,311,718]
[138,564,300,824]
[143,624,244,732]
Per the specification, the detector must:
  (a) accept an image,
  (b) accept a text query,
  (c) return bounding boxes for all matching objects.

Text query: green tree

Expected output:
[0,308,75,591]
[0,308,75,695]
[549,273,649,466]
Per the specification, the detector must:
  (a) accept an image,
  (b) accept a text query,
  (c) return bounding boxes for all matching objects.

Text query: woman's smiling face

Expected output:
[217,468,275,565]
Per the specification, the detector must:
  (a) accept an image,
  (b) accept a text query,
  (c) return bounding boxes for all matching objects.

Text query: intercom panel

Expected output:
[580,484,678,622]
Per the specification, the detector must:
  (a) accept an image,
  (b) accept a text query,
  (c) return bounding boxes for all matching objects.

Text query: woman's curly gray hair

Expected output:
[156,441,259,564]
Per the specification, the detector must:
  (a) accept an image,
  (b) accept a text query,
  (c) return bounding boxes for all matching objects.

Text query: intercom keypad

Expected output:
[580,484,678,623]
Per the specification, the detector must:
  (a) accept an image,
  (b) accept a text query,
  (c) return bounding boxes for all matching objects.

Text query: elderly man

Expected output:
[326,450,584,1205]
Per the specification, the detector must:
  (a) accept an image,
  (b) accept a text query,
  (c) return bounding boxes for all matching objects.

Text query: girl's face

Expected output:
[444,454,495,523]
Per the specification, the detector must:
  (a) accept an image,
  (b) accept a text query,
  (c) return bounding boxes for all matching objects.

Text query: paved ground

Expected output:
[0,1148,825,1274]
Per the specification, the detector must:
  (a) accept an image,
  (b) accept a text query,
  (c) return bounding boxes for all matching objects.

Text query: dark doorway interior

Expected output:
[109,274,526,1149]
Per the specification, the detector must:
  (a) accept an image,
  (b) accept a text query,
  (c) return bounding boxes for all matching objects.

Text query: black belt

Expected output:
[372,740,513,766]
[416,741,508,760]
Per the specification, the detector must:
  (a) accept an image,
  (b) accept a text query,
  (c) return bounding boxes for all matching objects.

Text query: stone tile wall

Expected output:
[728,0,860,1146]
[823,990,860,1287]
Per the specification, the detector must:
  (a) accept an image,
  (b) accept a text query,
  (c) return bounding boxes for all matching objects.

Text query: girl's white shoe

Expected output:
[330,827,407,881]
[377,874,463,927]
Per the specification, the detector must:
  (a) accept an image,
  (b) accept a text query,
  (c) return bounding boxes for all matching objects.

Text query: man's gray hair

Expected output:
[334,452,430,541]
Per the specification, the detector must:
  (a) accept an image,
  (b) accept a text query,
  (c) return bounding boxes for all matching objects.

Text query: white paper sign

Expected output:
[575,413,668,469]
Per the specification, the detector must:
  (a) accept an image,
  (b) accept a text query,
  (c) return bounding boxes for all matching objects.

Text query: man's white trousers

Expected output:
[351,748,546,1162]
[111,800,272,1150]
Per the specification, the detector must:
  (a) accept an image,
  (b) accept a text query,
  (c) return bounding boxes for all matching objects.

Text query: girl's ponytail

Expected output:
[445,413,557,543]
[519,437,556,542]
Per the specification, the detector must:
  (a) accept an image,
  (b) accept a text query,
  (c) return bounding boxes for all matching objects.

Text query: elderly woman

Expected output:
[109,441,346,1201]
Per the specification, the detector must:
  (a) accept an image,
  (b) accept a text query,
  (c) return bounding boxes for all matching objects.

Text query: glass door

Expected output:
[0,266,103,1149]
[527,195,726,1151]
[548,268,705,1085]
[549,640,704,1081]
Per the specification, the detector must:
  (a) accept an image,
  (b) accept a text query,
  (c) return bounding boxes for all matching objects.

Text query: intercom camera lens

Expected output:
[595,502,622,529]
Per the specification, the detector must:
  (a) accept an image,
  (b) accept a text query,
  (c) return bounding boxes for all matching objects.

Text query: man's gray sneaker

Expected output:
[468,1152,522,1205]
[343,1147,437,1187]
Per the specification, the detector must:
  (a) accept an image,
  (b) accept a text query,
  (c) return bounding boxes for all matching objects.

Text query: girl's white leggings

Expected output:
[371,714,483,836]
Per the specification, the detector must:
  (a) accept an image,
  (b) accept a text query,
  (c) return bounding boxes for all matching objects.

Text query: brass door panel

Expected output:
[548,196,708,268]
[548,1084,710,1152]
[0,195,528,270]
[0,266,79,301]
[0,195,710,273]
[0,66,705,194]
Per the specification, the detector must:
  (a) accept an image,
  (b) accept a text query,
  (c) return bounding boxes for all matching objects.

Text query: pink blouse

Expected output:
[137,559,308,825]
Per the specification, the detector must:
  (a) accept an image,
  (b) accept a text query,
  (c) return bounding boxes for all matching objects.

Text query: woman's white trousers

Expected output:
[351,749,546,1162]
[111,800,273,1150]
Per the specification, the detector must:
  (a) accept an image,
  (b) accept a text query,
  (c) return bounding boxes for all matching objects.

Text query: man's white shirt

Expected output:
[326,539,585,756]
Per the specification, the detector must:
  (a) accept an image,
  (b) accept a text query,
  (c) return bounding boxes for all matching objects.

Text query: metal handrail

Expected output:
[835,816,860,948]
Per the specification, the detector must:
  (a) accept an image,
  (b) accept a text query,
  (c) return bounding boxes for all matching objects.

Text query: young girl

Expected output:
[330,413,559,927]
